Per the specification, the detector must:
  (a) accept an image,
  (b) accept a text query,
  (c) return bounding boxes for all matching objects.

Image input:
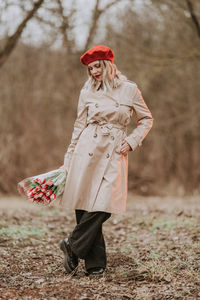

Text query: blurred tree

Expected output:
[185,0,200,38]
[84,0,122,51]
[0,0,126,68]
[0,0,44,67]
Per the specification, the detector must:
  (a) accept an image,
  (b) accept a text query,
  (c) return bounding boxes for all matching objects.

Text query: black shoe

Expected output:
[59,238,78,273]
[86,267,105,276]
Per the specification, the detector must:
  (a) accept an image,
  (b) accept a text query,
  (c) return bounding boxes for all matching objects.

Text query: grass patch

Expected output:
[149,216,198,230]
[0,226,46,237]
[35,209,61,216]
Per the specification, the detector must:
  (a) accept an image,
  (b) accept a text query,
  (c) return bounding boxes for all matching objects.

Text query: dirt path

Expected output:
[0,194,200,299]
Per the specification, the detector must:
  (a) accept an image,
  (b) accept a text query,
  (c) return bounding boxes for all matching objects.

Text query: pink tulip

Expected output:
[46,190,53,196]
[28,192,34,197]
[47,180,53,186]
[50,193,56,201]
[41,183,47,189]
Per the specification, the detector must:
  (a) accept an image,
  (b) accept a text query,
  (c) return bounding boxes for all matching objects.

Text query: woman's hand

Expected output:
[59,165,68,173]
[120,140,131,155]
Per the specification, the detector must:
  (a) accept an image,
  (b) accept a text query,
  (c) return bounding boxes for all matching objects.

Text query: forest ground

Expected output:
[0,194,199,300]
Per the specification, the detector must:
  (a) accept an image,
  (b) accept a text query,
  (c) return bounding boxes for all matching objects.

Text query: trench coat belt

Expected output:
[88,121,126,136]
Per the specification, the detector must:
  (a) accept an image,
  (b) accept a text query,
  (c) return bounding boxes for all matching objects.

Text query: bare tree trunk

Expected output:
[84,0,122,51]
[0,0,45,68]
[57,0,76,54]
[185,0,200,38]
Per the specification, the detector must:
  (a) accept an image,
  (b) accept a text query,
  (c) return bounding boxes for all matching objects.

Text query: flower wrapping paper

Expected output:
[17,169,67,205]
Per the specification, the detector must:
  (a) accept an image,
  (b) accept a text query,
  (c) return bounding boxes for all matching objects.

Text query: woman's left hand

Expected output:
[120,140,131,155]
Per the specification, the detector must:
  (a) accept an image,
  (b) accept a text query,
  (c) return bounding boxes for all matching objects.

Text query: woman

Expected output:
[59,45,153,276]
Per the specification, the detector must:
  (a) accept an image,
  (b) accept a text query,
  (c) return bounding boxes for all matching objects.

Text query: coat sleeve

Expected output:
[63,89,88,172]
[124,84,153,151]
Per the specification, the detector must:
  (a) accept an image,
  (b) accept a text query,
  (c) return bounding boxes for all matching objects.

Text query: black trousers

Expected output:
[68,209,111,271]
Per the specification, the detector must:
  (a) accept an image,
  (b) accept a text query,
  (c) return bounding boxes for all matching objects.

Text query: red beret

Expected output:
[80,45,114,66]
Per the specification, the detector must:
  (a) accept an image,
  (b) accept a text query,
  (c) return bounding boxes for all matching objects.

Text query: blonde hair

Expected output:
[83,60,127,93]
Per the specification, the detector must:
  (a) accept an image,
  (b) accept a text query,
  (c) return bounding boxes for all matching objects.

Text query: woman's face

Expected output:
[88,60,103,81]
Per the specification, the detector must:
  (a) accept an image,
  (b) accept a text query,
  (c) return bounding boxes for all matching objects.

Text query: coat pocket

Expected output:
[115,132,128,154]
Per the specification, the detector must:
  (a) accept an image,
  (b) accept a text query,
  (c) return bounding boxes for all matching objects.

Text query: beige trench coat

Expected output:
[60,80,153,215]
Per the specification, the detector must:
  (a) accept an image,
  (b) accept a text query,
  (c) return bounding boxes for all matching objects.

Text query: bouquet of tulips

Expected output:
[17,168,67,205]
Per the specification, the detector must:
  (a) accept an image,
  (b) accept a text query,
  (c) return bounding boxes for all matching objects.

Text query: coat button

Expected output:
[106,153,110,158]
[93,133,97,138]
[95,103,99,108]
[111,136,114,140]
[115,103,119,107]
[89,152,93,156]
